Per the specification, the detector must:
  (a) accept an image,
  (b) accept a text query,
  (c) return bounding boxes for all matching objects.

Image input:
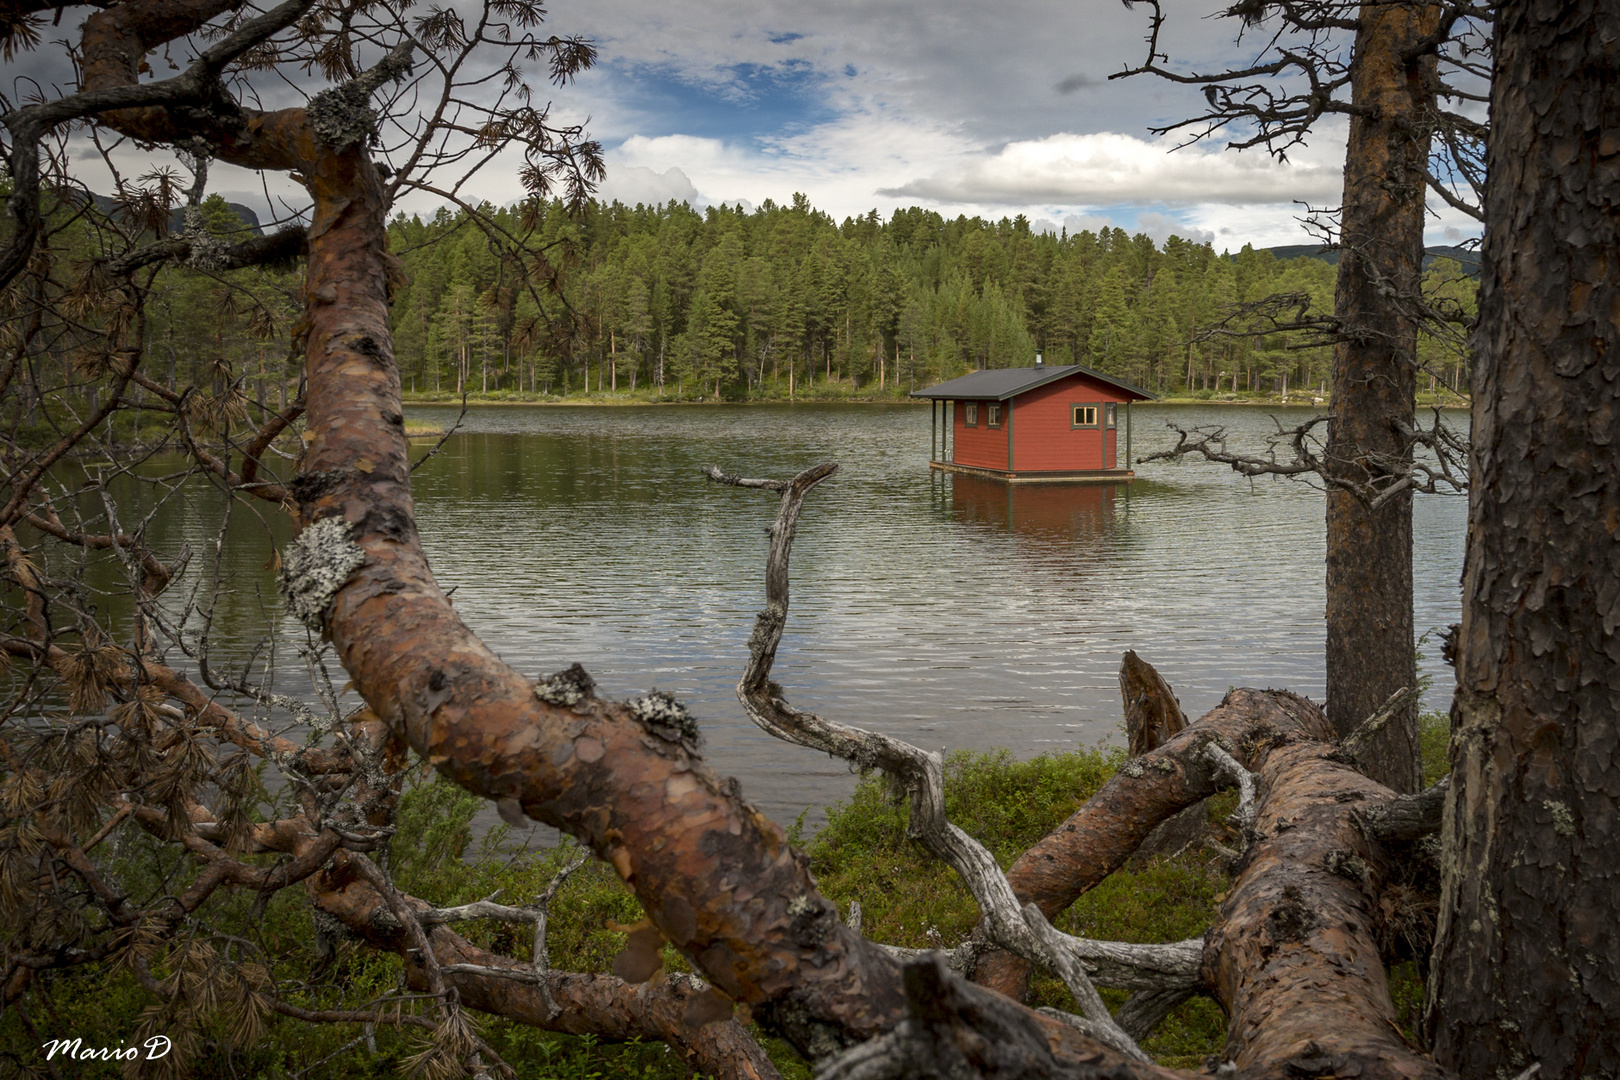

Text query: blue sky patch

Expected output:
[606,58,836,144]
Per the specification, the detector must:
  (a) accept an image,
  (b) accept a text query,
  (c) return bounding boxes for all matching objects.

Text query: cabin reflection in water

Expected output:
[945,473,1121,544]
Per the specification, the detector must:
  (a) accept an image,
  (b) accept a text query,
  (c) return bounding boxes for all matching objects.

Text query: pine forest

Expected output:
[389,195,1479,402]
[103,191,1477,412]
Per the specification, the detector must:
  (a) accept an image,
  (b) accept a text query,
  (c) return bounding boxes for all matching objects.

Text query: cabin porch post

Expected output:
[1125,400,1133,475]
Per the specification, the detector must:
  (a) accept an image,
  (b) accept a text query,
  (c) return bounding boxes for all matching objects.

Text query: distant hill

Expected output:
[78,191,265,237]
[173,200,263,236]
[1262,243,1480,275]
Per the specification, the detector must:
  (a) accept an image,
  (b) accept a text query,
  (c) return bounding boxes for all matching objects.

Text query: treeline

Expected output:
[7,188,1475,431]
[387,195,1476,402]
[2,191,306,435]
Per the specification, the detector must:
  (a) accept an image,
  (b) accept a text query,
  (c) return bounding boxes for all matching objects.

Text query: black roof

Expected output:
[908,363,1155,402]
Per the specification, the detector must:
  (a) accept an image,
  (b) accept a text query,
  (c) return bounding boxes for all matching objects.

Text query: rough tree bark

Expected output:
[1203,739,1443,1079]
[1322,1,1440,794]
[1427,1,1620,1074]
[1123,650,1187,757]
[1120,0,1468,794]
[825,689,1453,1078]
[1119,650,1205,866]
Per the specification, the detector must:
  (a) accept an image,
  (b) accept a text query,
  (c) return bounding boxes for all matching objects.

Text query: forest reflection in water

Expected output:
[34,403,1467,832]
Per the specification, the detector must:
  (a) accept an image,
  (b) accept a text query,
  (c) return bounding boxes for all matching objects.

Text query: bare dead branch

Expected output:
[1139,408,1469,510]
[1340,687,1420,766]
[709,461,1186,1061]
[1202,742,1258,849]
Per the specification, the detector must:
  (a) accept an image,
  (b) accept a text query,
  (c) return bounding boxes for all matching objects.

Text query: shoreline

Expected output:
[22,394,1472,456]
[400,394,1473,410]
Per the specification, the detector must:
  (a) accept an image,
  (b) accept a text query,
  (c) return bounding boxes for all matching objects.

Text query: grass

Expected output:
[1420,709,1451,787]
[806,747,1232,1068]
[402,420,444,437]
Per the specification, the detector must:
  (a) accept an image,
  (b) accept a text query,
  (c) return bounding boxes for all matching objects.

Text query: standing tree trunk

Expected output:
[1322,2,1438,793]
[1427,2,1620,1075]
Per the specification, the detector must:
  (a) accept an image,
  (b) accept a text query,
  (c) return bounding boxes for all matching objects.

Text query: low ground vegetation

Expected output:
[3,715,1449,1078]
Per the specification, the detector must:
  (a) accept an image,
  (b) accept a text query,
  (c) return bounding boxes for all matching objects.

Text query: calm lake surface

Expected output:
[386,402,1466,828]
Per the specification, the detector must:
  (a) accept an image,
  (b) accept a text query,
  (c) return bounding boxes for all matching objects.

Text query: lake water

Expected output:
[51,403,1464,833]
[387,402,1467,828]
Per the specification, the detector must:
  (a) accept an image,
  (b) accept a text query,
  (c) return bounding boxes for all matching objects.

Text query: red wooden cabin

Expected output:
[911,359,1154,482]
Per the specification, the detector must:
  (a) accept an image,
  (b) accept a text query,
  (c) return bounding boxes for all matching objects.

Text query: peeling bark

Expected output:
[1007,689,1331,917]
[820,730,1453,1080]
[1427,2,1620,1075]
[1122,650,1186,757]
[1357,777,1447,844]
[276,124,914,1061]
[1120,653,1204,866]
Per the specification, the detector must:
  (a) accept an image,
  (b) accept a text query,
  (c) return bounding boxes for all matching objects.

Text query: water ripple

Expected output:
[401,403,1467,826]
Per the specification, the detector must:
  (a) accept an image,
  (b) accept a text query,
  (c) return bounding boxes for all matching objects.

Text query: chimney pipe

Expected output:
[1035,352,1043,367]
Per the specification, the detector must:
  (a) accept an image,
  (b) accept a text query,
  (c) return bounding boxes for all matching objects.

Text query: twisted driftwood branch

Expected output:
[707,462,1203,1063]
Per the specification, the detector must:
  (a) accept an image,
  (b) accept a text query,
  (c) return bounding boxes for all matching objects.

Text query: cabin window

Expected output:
[1105,403,1118,429]
[987,404,1002,428]
[965,403,978,426]
[1071,403,1100,428]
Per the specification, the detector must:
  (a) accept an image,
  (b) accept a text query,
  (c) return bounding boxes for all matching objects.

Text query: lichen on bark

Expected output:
[278,516,367,632]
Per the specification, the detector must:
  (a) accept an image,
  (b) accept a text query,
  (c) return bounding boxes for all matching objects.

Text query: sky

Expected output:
[17,0,1484,252]
[514,0,1483,251]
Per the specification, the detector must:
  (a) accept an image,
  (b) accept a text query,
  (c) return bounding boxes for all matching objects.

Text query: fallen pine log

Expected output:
[822,695,1449,1079]
[974,683,1333,999]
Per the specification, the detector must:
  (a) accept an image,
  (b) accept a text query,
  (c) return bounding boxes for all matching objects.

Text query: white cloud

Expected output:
[1179,202,1331,251]
[599,120,1356,249]
[38,0,1473,254]
[1134,212,1214,246]
[608,120,971,218]
[545,0,1227,149]
[880,132,1343,207]
[596,164,704,208]
[1063,213,1115,236]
